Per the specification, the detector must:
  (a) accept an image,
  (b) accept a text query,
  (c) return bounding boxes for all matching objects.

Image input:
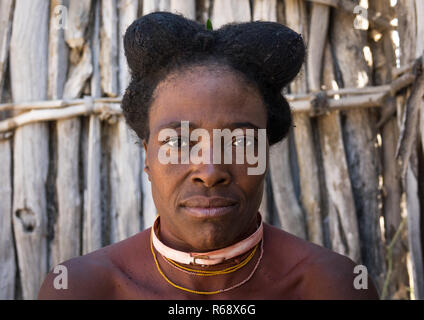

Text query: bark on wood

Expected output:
[307,2,329,92]
[370,0,410,300]
[395,58,424,181]
[285,0,323,245]
[0,101,122,132]
[65,0,92,54]
[65,0,91,68]
[52,35,93,268]
[119,0,138,94]
[170,0,196,19]
[107,0,142,242]
[0,0,14,93]
[403,123,424,299]
[396,0,424,299]
[84,101,103,253]
[48,0,69,269]
[417,0,424,162]
[211,0,251,29]
[308,0,360,261]
[143,0,170,15]
[1,76,418,134]
[269,138,307,238]
[0,127,14,299]
[320,42,361,262]
[331,4,386,289]
[48,0,69,101]
[306,0,338,7]
[405,146,424,299]
[83,0,102,254]
[0,0,15,300]
[10,0,50,300]
[101,0,119,97]
[253,0,277,22]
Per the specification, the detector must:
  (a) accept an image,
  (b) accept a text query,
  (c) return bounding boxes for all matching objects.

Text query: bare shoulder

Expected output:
[37,248,119,300]
[37,230,149,300]
[263,223,380,300]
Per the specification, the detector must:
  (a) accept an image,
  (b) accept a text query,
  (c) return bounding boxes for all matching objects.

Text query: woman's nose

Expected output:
[190,162,231,188]
[189,138,232,187]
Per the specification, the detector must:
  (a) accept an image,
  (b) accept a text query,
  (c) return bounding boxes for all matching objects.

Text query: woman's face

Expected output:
[144,65,269,252]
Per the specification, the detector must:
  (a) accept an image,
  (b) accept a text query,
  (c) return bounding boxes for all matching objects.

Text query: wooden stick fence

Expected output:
[0,0,423,300]
[0,65,417,133]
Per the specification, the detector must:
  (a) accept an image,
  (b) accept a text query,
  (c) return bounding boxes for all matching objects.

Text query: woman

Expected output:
[39,11,379,299]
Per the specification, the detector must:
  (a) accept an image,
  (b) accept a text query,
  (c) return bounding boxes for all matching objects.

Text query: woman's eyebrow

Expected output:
[154,121,262,134]
[155,121,197,133]
[228,122,262,131]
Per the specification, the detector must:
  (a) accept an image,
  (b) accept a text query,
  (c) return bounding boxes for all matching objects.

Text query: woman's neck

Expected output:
[153,213,262,270]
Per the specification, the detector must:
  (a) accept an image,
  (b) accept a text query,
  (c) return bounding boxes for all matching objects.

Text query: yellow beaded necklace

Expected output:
[150,228,264,295]
[162,243,258,276]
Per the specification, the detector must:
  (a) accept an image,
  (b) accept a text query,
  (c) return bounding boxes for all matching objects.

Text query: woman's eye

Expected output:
[166,136,188,148]
[232,136,254,147]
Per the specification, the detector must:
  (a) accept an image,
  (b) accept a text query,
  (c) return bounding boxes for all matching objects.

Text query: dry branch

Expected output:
[395,56,424,181]
[331,2,385,286]
[286,0,322,244]
[0,69,419,135]
[83,0,102,254]
[0,0,15,300]
[10,0,50,300]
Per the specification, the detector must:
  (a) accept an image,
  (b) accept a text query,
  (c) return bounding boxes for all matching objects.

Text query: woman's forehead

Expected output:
[149,68,267,134]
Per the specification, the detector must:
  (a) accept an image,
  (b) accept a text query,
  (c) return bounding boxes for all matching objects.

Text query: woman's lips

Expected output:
[179,196,239,218]
[181,204,239,218]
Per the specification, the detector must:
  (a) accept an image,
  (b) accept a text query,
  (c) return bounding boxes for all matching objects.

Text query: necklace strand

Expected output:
[161,243,258,276]
[150,228,264,295]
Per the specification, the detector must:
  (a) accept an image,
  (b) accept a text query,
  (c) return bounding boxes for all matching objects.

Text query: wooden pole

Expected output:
[270,137,307,238]
[418,0,424,163]
[285,0,323,245]
[106,0,142,241]
[143,0,170,15]
[47,0,69,268]
[369,0,409,299]
[0,0,15,299]
[83,0,102,254]
[10,0,49,300]
[211,0,251,29]
[307,0,361,261]
[51,1,93,268]
[170,0,196,19]
[48,0,69,101]
[331,2,386,290]
[253,0,277,22]
[320,41,361,262]
[101,0,119,98]
[65,0,91,61]
[396,0,424,299]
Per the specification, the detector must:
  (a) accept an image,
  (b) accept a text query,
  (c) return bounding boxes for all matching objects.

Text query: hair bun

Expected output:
[214,21,306,91]
[124,13,305,91]
[124,11,205,77]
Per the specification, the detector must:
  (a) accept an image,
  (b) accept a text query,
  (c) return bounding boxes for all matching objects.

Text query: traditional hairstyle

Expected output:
[122,11,305,145]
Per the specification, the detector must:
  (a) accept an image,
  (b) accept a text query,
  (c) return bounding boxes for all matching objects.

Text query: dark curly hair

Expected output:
[122,11,305,146]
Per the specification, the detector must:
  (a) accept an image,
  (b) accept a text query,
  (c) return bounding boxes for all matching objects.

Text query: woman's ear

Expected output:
[143,140,151,181]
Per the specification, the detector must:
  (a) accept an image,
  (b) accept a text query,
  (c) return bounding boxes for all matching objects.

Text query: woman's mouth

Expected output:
[181,204,238,218]
[179,196,239,218]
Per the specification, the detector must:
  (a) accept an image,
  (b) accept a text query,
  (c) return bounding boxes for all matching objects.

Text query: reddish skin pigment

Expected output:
[38,66,379,300]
